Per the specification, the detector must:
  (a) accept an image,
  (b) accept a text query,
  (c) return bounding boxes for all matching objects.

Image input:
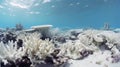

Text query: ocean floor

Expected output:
[0,25,120,67]
[68,51,120,67]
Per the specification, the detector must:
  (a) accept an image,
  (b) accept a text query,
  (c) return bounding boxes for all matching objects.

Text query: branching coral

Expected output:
[24,39,55,60]
[0,41,25,61]
[17,32,55,64]
[58,40,84,59]
[0,32,56,66]
[0,28,120,67]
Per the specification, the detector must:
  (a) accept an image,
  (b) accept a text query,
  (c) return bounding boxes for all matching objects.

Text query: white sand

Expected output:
[68,51,120,67]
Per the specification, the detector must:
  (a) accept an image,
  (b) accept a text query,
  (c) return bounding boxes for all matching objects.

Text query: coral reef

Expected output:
[0,25,120,67]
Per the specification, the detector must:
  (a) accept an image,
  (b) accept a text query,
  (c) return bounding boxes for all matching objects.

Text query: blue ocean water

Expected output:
[0,0,120,29]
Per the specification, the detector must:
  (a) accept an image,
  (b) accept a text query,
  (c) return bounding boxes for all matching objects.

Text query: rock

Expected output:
[51,49,60,59]
[96,61,102,65]
[99,44,111,51]
[70,31,80,37]
[116,44,120,51]
[111,54,120,63]
[1,59,16,67]
[69,29,83,37]
[104,64,108,67]
[15,56,32,67]
[35,63,54,67]
[44,56,54,64]
[80,49,93,59]
[17,39,23,49]
[54,36,66,43]
[2,32,17,43]
[69,36,77,40]
[0,61,4,67]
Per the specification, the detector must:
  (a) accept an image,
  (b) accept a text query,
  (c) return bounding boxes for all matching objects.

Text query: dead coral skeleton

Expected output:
[0,41,25,61]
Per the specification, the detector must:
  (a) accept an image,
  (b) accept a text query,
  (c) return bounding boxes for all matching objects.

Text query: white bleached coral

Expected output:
[17,29,120,67]
[31,25,53,29]
[58,40,84,59]
[0,41,25,60]
[56,29,120,61]
[17,32,41,42]
[78,29,102,45]
[24,39,55,60]
[23,29,35,32]
[77,29,120,51]
[18,32,55,61]
[1,27,120,67]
